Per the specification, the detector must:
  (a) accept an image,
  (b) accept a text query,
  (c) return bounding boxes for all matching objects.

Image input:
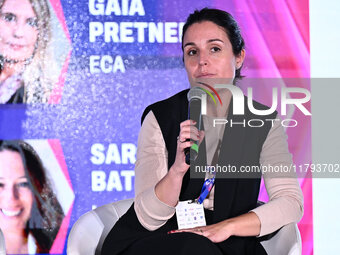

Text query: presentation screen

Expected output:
[2,0,336,254]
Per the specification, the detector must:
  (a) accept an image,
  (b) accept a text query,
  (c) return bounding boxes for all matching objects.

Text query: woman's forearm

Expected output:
[155,119,200,207]
[155,166,186,207]
[226,211,261,237]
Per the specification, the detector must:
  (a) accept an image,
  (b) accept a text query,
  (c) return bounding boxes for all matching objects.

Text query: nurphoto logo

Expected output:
[195,82,311,128]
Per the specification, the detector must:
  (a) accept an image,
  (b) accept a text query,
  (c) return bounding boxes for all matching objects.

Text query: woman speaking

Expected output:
[102,8,303,255]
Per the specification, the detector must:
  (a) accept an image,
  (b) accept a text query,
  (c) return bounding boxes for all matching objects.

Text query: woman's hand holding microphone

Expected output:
[171,120,205,177]
[155,119,204,207]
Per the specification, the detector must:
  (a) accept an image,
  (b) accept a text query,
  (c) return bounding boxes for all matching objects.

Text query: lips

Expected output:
[196,73,215,78]
[1,208,22,217]
[9,43,25,50]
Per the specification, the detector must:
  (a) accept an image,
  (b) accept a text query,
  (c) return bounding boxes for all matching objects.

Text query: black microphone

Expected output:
[185,87,205,164]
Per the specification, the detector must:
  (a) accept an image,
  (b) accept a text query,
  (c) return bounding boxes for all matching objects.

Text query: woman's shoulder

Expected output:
[141,89,189,125]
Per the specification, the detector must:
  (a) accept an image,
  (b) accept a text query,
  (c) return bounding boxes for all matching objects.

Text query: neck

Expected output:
[206,89,232,117]
[3,229,29,254]
[0,61,25,83]
[194,78,233,118]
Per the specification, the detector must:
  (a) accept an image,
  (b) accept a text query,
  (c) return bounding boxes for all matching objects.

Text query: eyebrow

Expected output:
[0,176,27,180]
[183,38,225,48]
[0,12,36,19]
[0,11,14,15]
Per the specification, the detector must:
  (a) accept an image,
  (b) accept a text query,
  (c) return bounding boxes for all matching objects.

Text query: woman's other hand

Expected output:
[168,212,261,242]
[168,220,233,243]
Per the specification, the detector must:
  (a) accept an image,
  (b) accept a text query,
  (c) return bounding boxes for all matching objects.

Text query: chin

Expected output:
[3,51,32,63]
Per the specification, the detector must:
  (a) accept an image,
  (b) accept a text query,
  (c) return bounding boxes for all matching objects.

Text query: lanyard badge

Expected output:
[175,166,215,229]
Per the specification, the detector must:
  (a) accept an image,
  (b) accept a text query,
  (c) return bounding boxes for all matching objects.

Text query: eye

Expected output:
[187,49,197,56]
[211,47,221,53]
[0,183,4,188]
[17,182,30,188]
[26,17,38,28]
[1,13,16,22]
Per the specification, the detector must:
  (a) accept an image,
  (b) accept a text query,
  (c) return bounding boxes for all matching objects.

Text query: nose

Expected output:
[13,22,25,38]
[2,185,20,202]
[198,51,209,66]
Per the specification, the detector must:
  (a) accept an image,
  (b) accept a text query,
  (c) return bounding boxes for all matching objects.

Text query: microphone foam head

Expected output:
[187,87,206,101]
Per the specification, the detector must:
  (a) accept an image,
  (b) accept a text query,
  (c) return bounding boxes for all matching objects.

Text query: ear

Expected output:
[235,49,246,69]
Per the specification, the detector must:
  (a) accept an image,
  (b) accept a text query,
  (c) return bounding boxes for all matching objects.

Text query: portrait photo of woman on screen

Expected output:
[0,0,57,104]
[0,140,64,254]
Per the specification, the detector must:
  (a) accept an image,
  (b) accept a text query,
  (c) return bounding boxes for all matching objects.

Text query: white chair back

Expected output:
[67,199,133,255]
